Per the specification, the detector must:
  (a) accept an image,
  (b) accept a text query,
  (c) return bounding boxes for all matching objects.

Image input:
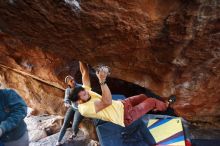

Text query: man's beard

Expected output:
[84,95,91,102]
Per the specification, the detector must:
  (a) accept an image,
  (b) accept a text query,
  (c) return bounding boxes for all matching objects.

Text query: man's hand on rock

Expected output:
[96,66,109,83]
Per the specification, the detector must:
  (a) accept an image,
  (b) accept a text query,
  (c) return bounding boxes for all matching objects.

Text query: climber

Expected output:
[0,89,29,146]
[56,71,85,145]
[70,62,176,127]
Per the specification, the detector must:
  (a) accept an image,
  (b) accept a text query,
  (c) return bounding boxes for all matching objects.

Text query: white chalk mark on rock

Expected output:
[8,0,16,4]
[64,0,81,10]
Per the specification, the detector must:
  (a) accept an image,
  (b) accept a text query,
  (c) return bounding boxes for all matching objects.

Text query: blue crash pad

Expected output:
[96,120,154,146]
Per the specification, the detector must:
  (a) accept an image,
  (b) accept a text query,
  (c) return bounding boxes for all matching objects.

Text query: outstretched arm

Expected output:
[94,67,112,113]
[79,61,91,87]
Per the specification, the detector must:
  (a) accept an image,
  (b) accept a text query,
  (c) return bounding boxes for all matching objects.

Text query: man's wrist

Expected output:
[99,80,106,85]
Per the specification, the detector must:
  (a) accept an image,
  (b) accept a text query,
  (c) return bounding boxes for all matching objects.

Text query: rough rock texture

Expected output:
[25,115,64,142]
[25,115,99,146]
[0,0,219,128]
[30,130,99,146]
[0,34,79,115]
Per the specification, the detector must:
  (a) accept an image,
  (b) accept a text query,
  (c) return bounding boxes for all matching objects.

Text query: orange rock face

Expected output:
[0,0,219,127]
[0,34,77,115]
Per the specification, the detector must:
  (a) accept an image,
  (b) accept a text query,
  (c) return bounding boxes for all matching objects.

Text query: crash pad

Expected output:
[147,118,185,146]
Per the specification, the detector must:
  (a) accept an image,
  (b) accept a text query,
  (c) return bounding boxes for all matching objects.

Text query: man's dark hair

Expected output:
[69,86,85,102]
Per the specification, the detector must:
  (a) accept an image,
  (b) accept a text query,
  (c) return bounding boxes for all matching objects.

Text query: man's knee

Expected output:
[155,100,167,111]
[139,94,148,98]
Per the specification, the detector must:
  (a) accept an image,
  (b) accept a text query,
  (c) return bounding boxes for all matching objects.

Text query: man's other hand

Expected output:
[64,103,71,108]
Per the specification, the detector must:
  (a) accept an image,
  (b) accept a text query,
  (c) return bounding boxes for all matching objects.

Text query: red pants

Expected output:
[122,94,167,126]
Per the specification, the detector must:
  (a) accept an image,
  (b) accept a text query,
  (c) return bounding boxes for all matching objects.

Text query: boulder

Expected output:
[0,0,219,127]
